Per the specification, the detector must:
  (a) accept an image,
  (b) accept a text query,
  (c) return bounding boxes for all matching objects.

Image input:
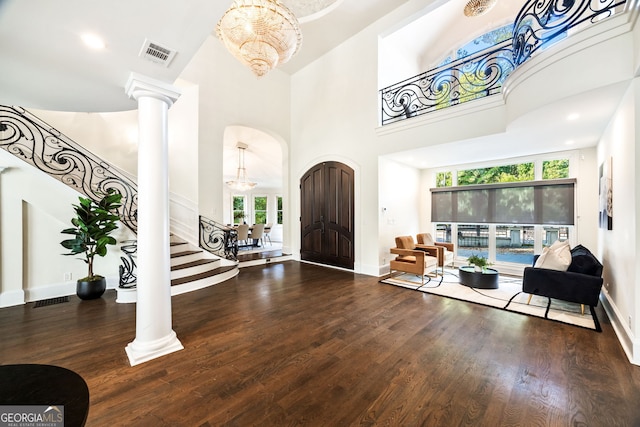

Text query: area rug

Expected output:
[380,269,601,331]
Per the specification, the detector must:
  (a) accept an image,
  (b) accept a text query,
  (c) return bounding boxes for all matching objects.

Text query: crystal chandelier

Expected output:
[226,142,257,191]
[464,0,498,17]
[217,0,303,77]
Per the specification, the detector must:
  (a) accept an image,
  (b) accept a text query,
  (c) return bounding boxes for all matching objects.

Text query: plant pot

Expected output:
[76,277,106,300]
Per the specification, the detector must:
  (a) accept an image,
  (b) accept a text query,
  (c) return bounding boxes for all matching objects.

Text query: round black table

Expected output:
[459,266,499,289]
[0,364,89,427]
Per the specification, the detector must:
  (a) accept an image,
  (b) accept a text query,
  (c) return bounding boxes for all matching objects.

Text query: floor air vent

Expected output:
[34,296,69,308]
[139,39,176,67]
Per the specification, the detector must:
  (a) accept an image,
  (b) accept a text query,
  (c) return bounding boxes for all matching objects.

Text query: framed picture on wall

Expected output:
[599,157,612,230]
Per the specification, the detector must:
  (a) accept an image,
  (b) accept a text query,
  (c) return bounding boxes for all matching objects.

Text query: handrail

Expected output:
[0,105,238,289]
[380,0,627,126]
[0,105,139,232]
[380,39,515,125]
[199,216,239,261]
[513,0,627,66]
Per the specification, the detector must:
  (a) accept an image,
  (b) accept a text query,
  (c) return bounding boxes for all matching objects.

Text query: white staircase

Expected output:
[116,236,238,303]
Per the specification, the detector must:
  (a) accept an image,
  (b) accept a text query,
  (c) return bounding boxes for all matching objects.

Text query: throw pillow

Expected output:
[534,240,571,271]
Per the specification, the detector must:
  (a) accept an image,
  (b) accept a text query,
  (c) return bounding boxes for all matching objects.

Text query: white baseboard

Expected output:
[22,275,119,304]
[601,288,640,366]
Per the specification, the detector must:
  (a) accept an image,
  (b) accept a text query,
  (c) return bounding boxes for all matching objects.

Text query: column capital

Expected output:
[125,72,181,106]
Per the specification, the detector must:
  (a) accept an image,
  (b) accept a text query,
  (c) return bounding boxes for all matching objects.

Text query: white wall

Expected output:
[289,1,545,276]
[178,35,292,230]
[598,78,639,365]
[32,109,139,177]
[378,157,422,275]
[0,149,134,307]
[0,78,200,304]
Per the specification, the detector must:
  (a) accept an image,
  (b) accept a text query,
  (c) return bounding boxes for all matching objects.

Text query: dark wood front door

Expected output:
[300,161,354,270]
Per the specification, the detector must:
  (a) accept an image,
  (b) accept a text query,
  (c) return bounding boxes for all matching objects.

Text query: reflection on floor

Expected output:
[236,242,292,265]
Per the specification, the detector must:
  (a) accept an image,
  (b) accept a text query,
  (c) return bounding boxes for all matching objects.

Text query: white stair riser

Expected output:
[170,253,203,265]
[170,243,191,255]
[171,269,239,296]
[171,261,220,280]
[116,267,238,303]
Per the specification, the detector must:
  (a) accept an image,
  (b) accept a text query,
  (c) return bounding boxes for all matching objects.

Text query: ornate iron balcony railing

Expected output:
[380,0,627,126]
[380,39,515,126]
[513,0,627,66]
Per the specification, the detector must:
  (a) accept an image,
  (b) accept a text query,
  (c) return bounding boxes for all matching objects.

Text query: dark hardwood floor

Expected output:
[1,261,639,426]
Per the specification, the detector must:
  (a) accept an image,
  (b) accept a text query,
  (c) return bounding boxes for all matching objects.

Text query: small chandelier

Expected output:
[226,142,257,191]
[216,0,303,77]
[464,0,497,17]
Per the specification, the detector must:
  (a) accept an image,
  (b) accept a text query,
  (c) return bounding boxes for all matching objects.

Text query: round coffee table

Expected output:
[459,266,499,289]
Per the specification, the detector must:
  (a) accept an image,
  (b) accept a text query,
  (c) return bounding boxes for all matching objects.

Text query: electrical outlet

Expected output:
[64,272,72,281]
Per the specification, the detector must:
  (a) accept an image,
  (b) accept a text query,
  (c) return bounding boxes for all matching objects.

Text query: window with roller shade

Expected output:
[431,179,575,225]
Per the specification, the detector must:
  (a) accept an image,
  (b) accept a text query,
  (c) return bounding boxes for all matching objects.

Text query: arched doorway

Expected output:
[300,161,354,270]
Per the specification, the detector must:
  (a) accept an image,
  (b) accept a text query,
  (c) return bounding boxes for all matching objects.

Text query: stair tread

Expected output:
[171,258,219,271]
[171,250,202,258]
[171,265,237,286]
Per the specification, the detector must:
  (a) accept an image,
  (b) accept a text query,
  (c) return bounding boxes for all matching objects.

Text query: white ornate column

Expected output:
[124,73,183,366]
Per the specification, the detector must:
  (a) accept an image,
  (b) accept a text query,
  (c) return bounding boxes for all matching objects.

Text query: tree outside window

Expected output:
[457,162,534,185]
[277,196,283,225]
[254,196,267,224]
[233,195,246,225]
[436,172,452,187]
[543,159,569,179]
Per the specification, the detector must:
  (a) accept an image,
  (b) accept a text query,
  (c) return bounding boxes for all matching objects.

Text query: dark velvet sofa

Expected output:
[522,244,604,311]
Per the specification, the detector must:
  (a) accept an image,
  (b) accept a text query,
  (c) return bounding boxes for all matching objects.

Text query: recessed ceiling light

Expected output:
[567,113,580,121]
[565,139,576,145]
[81,33,106,50]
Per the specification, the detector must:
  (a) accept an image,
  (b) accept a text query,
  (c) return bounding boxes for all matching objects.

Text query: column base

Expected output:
[125,330,183,366]
[0,289,25,308]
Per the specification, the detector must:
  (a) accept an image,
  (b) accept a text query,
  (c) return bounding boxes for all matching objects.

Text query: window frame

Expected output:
[232,195,247,225]
[253,195,268,225]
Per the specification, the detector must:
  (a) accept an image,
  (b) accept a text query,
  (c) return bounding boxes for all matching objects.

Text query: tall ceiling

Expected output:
[0,0,414,112]
[0,0,628,180]
[0,0,426,189]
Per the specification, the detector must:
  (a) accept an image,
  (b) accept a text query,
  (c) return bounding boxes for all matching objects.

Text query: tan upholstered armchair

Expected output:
[416,233,454,275]
[389,236,438,285]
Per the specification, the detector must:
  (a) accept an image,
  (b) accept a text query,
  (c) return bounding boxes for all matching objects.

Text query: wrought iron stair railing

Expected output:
[0,105,239,289]
[380,0,627,126]
[199,216,239,261]
[0,105,139,231]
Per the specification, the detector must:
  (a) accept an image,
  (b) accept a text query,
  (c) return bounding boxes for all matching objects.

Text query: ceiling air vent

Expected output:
[139,39,176,67]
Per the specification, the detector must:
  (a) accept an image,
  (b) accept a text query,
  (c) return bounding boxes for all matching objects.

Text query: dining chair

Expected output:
[236,223,250,247]
[249,223,265,247]
[263,223,273,246]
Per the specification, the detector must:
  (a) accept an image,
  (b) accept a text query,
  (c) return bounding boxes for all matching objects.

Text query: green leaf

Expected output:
[60,190,122,277]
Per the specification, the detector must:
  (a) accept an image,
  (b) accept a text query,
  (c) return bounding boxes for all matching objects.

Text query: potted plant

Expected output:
[60,189,122,300]
[467,253,490,272]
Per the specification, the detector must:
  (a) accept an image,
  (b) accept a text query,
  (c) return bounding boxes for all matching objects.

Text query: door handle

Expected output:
[320,215,325,234]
